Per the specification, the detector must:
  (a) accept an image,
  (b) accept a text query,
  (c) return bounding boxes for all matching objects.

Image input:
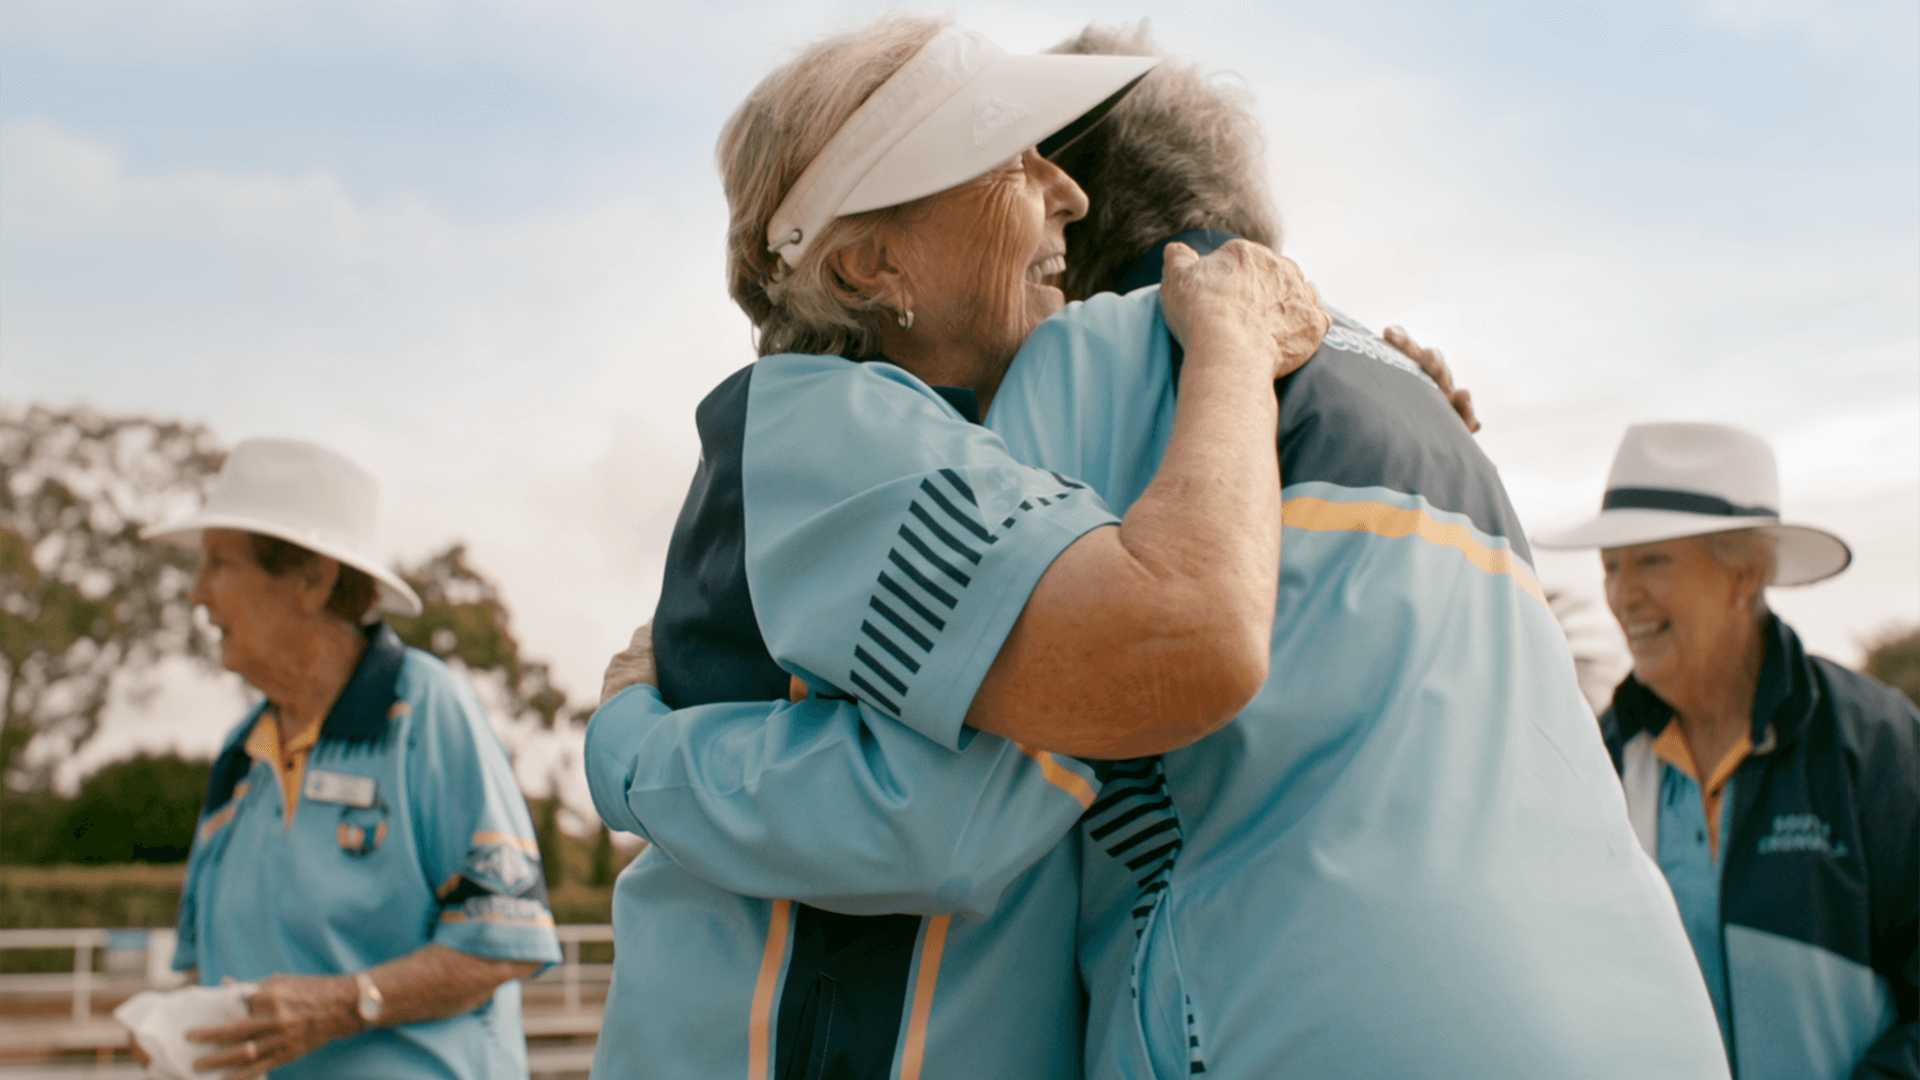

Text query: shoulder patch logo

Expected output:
[974,97,1028,146]
[1321,325,1438,388]
[1756,813,1848,858]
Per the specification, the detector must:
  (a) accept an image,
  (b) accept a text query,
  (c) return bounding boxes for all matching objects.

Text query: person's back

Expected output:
[990,275,1730,1078]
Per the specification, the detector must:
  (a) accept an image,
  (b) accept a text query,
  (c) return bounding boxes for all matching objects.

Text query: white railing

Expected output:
[0,925,616,1027]
[549,923,614,1015]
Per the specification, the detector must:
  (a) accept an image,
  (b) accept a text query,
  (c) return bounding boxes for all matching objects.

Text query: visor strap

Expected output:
[1602,487,1777,518]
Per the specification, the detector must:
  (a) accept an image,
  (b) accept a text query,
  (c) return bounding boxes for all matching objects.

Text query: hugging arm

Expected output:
[587,675,1097,918]
[746,241,1327,761]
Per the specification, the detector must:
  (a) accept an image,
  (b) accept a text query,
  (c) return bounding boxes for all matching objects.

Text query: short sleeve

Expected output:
[402,655,563,967]
[987,287,1177,518]
[741,354,1121,750]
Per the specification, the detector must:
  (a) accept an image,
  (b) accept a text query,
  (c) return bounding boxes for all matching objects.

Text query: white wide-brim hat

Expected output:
[766,25,1158,266]
[1535,421,1850,587]
[142,437,423,617]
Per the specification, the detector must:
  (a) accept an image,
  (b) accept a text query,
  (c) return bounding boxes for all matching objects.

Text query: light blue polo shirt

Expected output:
[590,287,1727,1080]
[175,623,562,1079]
[586,353,1113,1080]
[990,287,1727,1079]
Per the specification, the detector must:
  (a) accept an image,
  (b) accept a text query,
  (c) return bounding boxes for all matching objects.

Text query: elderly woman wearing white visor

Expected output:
[585,16,1335,1080]
[135,438,559,1080]
[1537,421,1918,1080]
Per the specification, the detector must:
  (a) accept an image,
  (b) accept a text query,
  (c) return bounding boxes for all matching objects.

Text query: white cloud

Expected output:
[2,117,750,699]
[4,0,1914,737]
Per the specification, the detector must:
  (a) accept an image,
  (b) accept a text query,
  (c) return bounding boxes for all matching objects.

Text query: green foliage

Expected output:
[535,795,564,893]
[1865,624,1920,709]
[0,405,225,801]
[387,544,574,728]
[0,754,211,864]
[590,822,615,887]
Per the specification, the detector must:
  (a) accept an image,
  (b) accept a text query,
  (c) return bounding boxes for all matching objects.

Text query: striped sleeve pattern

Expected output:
[850,468,1089,717]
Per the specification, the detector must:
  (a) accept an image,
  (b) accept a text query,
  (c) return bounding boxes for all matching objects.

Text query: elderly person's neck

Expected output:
[254,618,368,739]
[1645,613,1766,749]
[876,323,1015,416]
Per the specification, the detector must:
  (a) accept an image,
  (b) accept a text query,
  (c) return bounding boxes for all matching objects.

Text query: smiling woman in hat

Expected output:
[1538,421,1918,1080]
[134,438,561,1080]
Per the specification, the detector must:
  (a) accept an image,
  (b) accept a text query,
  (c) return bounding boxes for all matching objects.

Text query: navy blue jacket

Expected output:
[1603,617,1919,1079]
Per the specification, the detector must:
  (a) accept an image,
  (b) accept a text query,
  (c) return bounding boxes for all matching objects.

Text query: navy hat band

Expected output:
[1602,487,1777,518]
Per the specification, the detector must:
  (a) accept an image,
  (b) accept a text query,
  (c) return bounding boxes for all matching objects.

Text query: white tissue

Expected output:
[113,984,255,1080]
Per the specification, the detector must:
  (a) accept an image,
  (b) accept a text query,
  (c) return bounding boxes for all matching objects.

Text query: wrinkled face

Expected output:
[1602,536,1754,692]
[890,147,1088,365]
[190,529,313,687]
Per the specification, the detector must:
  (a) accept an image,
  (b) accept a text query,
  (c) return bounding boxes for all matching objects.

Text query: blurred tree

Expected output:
[55,754,212,863]
[0,406,224,852]
[0,753,211,864]
[387,544,573,728]
[590,822,615,887]
[1865,624,1920,708]
[534,796,565,892]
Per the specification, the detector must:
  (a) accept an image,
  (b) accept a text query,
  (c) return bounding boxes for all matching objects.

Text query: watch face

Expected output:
[356,976,383,1023]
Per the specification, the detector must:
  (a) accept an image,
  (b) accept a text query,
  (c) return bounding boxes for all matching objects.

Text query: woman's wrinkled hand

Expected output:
[601,622,659,707]
[187,974,359,1080]
[1159,239,1331,381]
[1382,325,1480,433]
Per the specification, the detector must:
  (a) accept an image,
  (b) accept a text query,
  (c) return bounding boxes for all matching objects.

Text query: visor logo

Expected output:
[974,97,1027,146]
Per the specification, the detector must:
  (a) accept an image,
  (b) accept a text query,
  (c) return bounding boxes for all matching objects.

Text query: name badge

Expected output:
[303,770,376,808]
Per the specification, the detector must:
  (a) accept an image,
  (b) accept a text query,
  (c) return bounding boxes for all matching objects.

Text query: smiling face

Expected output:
[189,528,326,690]
[886,147,1088,370]
[1602,535,1762,695]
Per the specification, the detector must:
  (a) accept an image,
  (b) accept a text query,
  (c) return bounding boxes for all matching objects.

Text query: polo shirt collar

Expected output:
[858,354,982,425]
[319,621,407,747]
[202,622,407,814]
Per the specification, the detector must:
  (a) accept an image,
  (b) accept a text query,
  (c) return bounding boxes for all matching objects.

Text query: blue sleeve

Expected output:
[172,710,264,975]
[585,683,1100,920]
[402,655,563,967]
[740,354,1121,751]
[986,287,1177,518]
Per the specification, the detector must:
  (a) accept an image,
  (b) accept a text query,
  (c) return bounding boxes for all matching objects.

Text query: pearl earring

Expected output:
[897,309,915,331]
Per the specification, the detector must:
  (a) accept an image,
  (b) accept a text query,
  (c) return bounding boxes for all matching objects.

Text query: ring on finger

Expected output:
[245,1040,259,1062]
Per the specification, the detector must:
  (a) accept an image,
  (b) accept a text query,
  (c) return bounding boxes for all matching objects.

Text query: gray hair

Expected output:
[718,16,945,358]
[1047,23,1281,299]
[1701,529,1778,616]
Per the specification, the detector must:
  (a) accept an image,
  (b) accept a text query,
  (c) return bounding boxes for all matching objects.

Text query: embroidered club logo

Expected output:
[974,97,1027,146]
[1756,813,1848,857]
[466,842,537,892]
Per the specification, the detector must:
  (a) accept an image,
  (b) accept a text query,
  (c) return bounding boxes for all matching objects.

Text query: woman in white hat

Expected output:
[134,438,561,1080]
[1537,421,1918,1080]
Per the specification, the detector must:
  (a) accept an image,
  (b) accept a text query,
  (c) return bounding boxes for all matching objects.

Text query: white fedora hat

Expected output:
[1535,421,1850,587]
[143,437,423,618]
[766,25,1157,266]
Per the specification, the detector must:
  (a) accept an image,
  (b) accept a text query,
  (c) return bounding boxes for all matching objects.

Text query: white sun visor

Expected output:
[766,26,1157,266]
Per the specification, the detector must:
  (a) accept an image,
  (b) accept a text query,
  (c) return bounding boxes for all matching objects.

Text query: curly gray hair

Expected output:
[1048,23,1281,299]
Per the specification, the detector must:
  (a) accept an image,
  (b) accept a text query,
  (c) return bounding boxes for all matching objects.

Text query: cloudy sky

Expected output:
[4,0,1916,776]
